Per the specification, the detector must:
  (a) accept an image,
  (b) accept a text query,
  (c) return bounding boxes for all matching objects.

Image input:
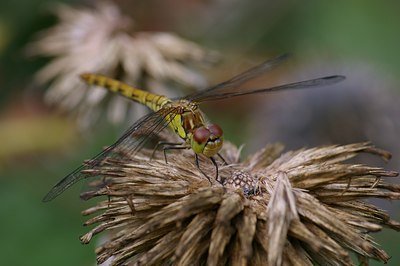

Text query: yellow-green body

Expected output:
[81,74,223,157]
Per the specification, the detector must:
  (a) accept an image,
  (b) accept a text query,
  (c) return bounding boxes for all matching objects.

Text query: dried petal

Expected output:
[78,141,400,265]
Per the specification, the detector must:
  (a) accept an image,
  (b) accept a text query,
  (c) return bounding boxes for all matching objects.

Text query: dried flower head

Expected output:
[80,140,400,265]
[28,2,218,128]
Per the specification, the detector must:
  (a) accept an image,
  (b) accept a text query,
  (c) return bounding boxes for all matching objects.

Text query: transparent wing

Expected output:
[185,54,345,103]
[193,75,345,102]
[42,106,178,202]
[185,53,290,102]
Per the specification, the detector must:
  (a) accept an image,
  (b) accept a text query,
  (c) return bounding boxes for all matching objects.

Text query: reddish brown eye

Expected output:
[193,127,210,143]
[208,123,223,137]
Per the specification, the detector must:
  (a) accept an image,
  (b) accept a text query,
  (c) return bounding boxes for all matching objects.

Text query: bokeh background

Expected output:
[1,0,399,265]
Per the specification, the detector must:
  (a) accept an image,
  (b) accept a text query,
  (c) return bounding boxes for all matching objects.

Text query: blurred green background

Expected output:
[1,0,400,265]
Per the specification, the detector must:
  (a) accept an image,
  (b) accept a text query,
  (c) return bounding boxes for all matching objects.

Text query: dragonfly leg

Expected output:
[150,141,184,162]
[194,154,222,184]
[210,156,220,181]
[217,152,228,165]
[195,154,212,184]
[162,144,188,164]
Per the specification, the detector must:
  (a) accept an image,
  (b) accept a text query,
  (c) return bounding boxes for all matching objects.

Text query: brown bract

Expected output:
[80,141,400,266]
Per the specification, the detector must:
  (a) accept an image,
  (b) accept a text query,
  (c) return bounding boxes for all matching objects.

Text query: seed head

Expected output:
[80,141,400,265]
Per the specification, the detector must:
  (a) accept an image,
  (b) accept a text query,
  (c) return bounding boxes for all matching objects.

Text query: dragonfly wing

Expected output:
[193,75,346,102]
[185,54,290,102]
[186,53,345,103]
[42,107,178,202]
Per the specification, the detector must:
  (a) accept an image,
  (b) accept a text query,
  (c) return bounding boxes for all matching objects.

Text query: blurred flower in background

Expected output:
[27,1,218,129]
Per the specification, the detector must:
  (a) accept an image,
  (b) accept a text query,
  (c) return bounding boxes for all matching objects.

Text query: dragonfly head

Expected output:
[191,123,224,157]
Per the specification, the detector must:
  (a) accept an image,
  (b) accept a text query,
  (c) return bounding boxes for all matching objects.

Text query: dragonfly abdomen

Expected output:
[80,73,170,112]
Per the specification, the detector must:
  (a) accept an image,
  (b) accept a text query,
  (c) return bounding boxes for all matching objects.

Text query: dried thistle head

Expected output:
[28,1,218,128]
[80,140,400,265]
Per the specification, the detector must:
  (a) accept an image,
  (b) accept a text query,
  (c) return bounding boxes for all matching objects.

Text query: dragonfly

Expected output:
[42,54,345,202]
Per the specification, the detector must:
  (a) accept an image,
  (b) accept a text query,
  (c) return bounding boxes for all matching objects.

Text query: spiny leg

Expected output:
[210,156,220,181]
[217,152,228,165]
[154,143,222,184]
[149,140,186,164]
[151,141,183,157]
[195,154,212,184]
[162,144,189,164]
[194,154,221,184]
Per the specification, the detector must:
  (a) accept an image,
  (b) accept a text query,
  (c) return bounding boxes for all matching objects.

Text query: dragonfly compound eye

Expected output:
[193,127,211,144]
[208,124,223,138]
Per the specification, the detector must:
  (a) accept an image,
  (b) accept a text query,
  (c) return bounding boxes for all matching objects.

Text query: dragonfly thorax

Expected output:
[166,100,204,139]
[168,100,224,157]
